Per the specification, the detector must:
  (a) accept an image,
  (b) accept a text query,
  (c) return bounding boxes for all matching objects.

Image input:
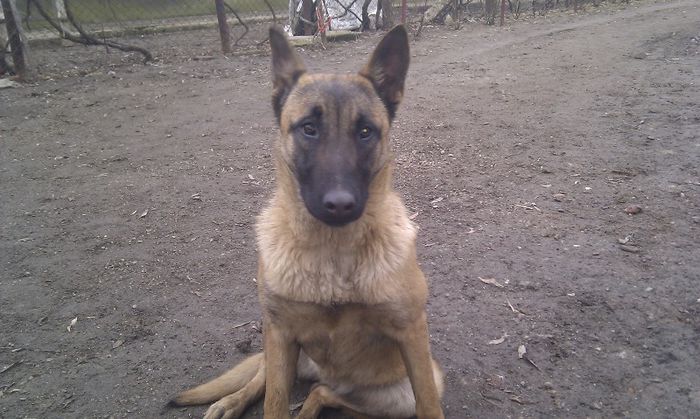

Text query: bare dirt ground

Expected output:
[1,0,699,417]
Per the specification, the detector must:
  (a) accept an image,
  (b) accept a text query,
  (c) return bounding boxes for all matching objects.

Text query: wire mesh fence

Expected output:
[1,0,288,78]
[1,0,627,79]
[18,0,285,52]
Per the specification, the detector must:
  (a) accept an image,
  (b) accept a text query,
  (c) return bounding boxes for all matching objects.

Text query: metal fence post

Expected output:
[1,0,30,80]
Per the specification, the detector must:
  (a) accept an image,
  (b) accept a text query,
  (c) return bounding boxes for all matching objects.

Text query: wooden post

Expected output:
[214,0,231,53]
[500,0,505,25]
[0,0,30,80]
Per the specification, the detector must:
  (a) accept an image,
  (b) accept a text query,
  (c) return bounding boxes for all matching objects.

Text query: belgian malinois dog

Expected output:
[170,25,445,419]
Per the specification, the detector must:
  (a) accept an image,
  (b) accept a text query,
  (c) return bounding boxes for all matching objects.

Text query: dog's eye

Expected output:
[358,126,373,140]
[301,123,318,138]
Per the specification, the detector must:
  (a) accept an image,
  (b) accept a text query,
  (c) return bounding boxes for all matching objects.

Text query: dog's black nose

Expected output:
[323,190,356,219]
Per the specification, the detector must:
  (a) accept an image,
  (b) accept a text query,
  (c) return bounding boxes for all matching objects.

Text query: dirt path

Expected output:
[1,0,698,417]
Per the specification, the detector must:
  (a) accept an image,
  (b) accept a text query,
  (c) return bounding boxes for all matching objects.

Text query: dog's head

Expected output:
[269,26,410,227]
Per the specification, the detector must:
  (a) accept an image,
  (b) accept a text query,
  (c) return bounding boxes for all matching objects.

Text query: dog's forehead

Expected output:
[282,74,385,122]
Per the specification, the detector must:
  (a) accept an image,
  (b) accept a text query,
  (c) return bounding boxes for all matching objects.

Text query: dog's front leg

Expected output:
[397,311,444,419]
[263,318,299,419]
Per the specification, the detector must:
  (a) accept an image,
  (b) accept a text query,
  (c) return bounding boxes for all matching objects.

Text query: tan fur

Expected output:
[171,26,445,419]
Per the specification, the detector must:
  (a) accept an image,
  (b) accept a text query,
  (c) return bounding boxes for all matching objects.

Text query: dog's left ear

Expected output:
[359,25,410,120]
[269,26,307,120]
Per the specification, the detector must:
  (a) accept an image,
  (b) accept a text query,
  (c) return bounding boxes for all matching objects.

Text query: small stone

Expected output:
[625,205,642,214]
[553,193,566,202]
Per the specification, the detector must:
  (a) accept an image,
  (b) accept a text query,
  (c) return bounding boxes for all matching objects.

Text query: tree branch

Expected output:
[223,1,249,46]
[262,0,278,25]
[28,0,153,63]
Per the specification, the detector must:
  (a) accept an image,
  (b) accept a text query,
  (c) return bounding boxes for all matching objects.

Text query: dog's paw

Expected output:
[202,396,248,419]
[203,402,226,419]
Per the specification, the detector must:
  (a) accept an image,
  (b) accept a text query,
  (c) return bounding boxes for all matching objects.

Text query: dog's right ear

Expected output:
[269,26,306,121]
[359,25,410,121]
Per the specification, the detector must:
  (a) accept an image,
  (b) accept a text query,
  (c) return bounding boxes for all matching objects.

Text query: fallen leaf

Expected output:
[518,345,527,359]
[510,395,529,405]
[488,334,508,345]
[617,235,632,244]
[430,197,444,205]
[139,209,149,218]
[112,339,124,349]
[479,277,504,288]
[67,317,77,332]
[0,79,21,89]
[619,244,640,253]
[506,298,526,315]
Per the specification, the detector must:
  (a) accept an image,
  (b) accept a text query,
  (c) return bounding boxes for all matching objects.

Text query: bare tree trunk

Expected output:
[300,0,314,35]
[382,0,394,28]
[53,0,68,35]
[1,0,30,79]
[361,0,372,31]
[214,0,231,53]
[484,0,497,24]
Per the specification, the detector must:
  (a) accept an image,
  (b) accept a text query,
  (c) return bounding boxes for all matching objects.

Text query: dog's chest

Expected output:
[268,300,404,372]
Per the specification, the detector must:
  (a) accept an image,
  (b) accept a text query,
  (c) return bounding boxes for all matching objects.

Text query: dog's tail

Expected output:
[169,352,264,406]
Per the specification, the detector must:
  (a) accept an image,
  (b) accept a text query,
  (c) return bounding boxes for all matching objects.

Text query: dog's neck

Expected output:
[255,158,417,305]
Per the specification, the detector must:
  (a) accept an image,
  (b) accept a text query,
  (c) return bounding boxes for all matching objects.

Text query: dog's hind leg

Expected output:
[202,359,266,419]
[170,352,264,407]
[297,358,444,419]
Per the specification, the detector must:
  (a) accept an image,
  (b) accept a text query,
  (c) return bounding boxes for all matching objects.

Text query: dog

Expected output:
[170,25,445,419]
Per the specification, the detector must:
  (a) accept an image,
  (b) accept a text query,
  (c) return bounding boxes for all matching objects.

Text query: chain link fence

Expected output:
[1,0,626,79]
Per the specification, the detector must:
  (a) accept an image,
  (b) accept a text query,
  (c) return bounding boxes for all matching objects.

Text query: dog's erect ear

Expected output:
[359,25,410,120]
[269,26,306,120]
